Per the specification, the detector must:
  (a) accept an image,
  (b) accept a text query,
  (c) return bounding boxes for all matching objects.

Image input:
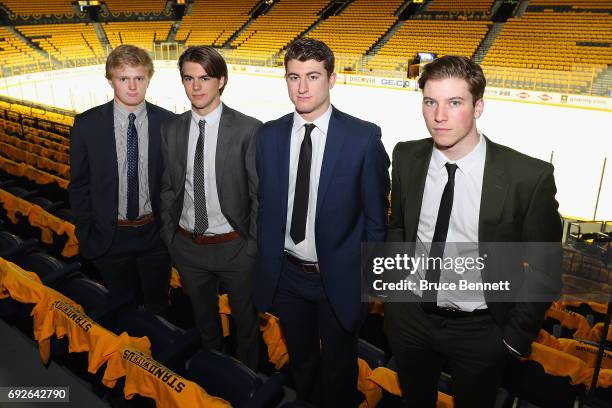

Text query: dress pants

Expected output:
[169,232,260,371]
[384,301,509,408]
[93,221,171,317]
[272,258,360,408]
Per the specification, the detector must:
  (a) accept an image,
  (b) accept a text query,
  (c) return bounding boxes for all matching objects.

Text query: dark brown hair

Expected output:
[418,55,486,105]
[178,46,228,94]
[284,37,335,77]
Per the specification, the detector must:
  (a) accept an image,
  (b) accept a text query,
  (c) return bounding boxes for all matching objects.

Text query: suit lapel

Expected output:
[316,106,345,216]
[146,102,158,195]
[215,104,233,201]
[278,114,293,223]
[479,136,509,242]
[101,101,119,198]
[176,111,191,184]
[404,140,433,242]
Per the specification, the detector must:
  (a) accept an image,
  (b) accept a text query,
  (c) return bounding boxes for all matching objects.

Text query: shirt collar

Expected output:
[292,104,332,135]
[191,102,223,127]
[432,132,486,175]
[114,100,146,122]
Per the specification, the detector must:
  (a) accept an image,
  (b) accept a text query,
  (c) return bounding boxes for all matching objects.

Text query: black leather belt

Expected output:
[427,306,490,318]
[285,252,319,274]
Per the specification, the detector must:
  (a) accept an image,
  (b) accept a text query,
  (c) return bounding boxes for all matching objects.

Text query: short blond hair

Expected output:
[105,44,154,80]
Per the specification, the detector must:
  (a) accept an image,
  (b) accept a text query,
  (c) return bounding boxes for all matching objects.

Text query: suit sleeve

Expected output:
[159,119,176,246]
[68,115,92,244]
[386,143,404,242]
[503,163,563,356]
[245,120,262,257]
[361,126,390,243]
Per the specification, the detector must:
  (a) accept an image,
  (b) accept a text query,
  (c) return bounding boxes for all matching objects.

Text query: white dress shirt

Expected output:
[284,105,333,262]
[179,103,233,234]
[416,134,487,311]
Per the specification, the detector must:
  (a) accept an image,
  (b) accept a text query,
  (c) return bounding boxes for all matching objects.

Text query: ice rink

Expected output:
[0,63,610,220]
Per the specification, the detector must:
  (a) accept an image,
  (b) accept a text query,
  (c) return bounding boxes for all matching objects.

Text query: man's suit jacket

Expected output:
[386,136,562,355]
[254,106,390,332]
[69,100,174,259]
[159,104,261,256]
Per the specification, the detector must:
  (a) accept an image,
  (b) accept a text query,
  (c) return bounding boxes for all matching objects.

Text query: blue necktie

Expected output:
[126,112,139,221]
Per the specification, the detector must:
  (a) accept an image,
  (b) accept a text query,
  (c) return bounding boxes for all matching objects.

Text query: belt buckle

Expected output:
[191,232,200,243]
[302,263,319,274]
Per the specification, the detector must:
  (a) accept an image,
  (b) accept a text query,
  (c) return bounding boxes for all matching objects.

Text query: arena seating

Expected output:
[0,0,74,16]
[103,21,174,51]
[176,0,258,47]
[103,0,168,14]
[427,0,495,12]
[0,27,51,73]
[308,0,403,69]
[16,24,105,63]
[482,11,612,93]
[367,20,490,73]
[529,0,612,11]
[231,0,329,58]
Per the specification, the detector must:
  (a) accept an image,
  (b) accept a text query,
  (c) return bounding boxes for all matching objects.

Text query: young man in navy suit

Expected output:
[69,45,174,316]
[254,38,390,407]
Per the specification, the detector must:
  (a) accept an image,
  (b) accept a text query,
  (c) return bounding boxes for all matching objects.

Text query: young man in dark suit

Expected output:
[69,44,174,316]
[384,55,562,408]
[254,38,390,407]
[159,46,261,370]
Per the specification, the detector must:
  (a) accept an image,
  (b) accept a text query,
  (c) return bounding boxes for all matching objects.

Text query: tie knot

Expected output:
[304,123,315,136]
[445,162,458,179]
[198,119,206,132]
[128,112,136,123]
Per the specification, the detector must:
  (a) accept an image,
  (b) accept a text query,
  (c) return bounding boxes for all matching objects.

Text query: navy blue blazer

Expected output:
[69,100,174,259]
[254,106,390,332]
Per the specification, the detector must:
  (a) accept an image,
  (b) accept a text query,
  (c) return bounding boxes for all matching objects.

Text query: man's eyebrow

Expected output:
[286,71,323,76]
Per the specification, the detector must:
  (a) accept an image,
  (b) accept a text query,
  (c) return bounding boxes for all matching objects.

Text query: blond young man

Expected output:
[69,45,174,315]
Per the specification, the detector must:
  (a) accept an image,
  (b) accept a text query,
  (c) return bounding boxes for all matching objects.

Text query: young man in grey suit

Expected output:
[385,56,562,408]
[159,46,262,370]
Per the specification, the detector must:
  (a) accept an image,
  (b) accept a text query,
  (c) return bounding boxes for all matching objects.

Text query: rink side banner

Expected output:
[2,62,610,112]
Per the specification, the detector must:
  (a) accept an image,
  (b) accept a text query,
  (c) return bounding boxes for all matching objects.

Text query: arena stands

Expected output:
[367,20,490,73]
[428,0,495,12]
[103,0,168,14]
[16,24,105,63]
[0,0,74,16]
[482,11,612,93]
[231,0,329,58]
[175,0,258,47]
[308,0,403,69]
[0,27,51,74]
[103,21,174,51]
[529,0,612,11]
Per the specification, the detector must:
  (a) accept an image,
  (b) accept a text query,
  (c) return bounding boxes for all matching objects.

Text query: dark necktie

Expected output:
[126,112,139,221]
[193,119,208,234]
[422,162,459,311]
[290,123,316,244]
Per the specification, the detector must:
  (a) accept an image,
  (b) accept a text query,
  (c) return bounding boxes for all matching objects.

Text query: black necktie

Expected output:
[290,123,316,244]
[193,119,208,234]
[422,162,459,311]
[126,112,139,221]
